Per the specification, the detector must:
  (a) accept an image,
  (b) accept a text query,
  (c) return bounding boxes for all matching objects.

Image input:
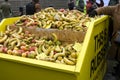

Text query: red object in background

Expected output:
[86,0,104,14]
[86,1,93,13]
[59,9,65,12]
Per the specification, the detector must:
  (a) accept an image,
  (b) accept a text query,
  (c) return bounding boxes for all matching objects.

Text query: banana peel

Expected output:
[44,23,52,29]
[0,34,7,43]
[73,42,82,52]
[36,53,47,60]
[51,33,58,42]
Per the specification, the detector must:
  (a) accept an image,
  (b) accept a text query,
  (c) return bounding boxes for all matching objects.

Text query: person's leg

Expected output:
[111,43,120,79]
[108,42,117,60]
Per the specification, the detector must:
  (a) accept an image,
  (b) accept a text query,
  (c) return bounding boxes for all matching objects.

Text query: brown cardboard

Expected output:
[23,27,86,43]
[9,26,86,43]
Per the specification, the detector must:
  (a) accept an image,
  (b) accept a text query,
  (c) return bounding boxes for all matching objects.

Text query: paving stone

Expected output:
[104,59,120,80]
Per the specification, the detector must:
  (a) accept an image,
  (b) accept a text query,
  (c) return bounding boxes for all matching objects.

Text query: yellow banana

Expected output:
[0,35,7,43]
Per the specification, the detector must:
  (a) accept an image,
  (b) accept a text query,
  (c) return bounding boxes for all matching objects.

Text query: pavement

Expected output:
[103,60,120,80]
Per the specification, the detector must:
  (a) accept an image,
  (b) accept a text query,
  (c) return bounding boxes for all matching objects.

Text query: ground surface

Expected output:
[104,60,120,80]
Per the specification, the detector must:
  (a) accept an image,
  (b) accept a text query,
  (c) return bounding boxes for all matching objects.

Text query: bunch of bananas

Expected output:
[0,26,83,65]
[13,7,96,32]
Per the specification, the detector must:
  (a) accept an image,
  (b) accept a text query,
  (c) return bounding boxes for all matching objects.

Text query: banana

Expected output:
[7,38,20,47]
[70,52,77,59]
[61,59,65,64]
[11,40,17,48]
[10,29,17,34]
[68,55,77,63]
[38,45,42,54]
[8,38,17,43]
[16,23,24,26]
[55,60,61,63]
[42,44,47,52]
[55,45,61,52]
[26,21,33,26]
[52,33,58,42]
[54,47,65,59]
[45,23,52,29]
[63,57,75,65]
[28,17,34,22]
[35,47,39,55]
[16,39,20,47]
[4,38,10,47]
[41,44,51,55]
[17,27,23,34]
[11,33,20,38]
[0,35,7,43]
[49,50,54,58]
[57,56,63,61]
[54,53,65,60]
[6,25,10,31]
[0,32,3,37]
[7,50,13,55]
[36,53,47,60]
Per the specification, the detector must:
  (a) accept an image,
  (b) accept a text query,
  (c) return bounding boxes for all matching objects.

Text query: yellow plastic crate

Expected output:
[0,16,109,80]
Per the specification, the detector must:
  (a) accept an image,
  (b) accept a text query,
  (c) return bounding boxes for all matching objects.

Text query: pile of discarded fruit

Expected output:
[0,26,82,65]
[14,7,93,32]
[0,7,99,65]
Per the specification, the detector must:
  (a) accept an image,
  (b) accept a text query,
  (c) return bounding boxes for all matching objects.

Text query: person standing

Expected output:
[75,0,86,12]
[108,0,119,6]
[75,0,104,14]
[68,0,75,10]
[26,0,41,15]
[0,0,12,19]
[19,7,24,16]
[107,0,119,45]
[88,4,120,79]
[86,0,104,14]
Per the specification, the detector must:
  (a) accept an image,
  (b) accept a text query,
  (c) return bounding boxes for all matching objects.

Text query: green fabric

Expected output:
[0,2,12,18]
[84,5,86,14]
[75,0,79,6]
[76,0,86,14]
